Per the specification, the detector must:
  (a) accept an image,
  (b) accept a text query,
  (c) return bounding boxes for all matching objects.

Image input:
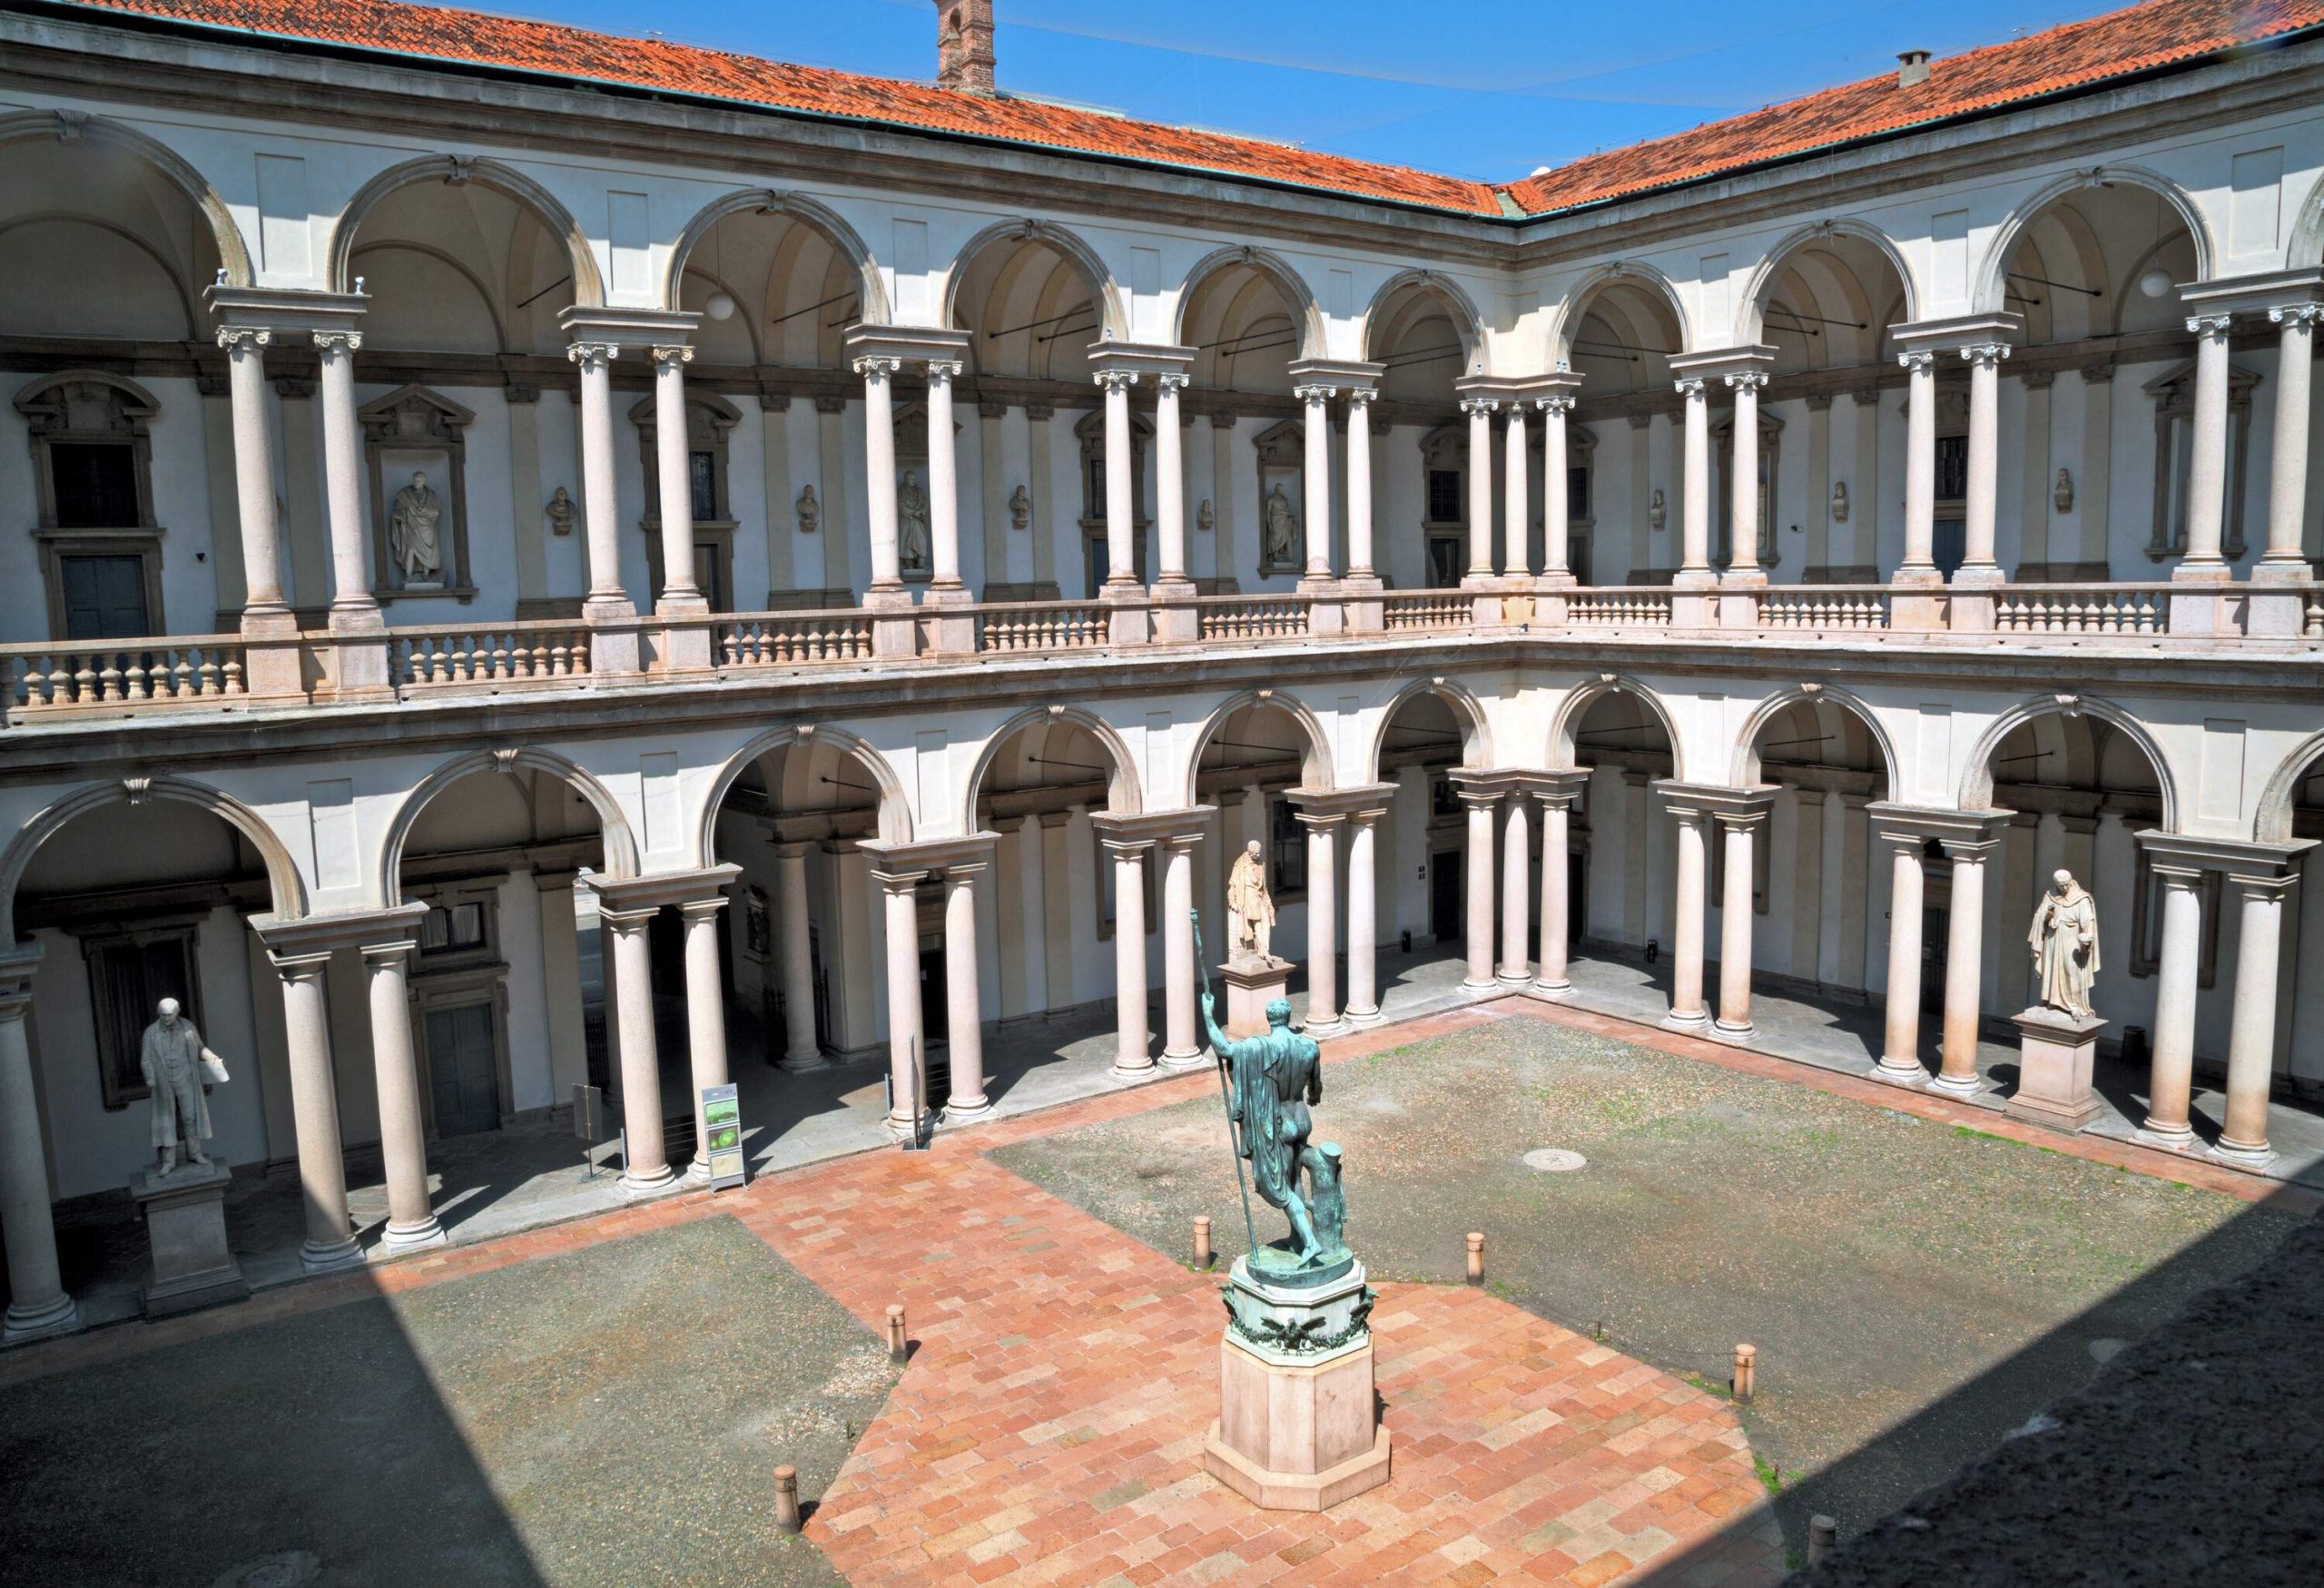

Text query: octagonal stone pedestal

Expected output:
[1203,1253,1391,1511]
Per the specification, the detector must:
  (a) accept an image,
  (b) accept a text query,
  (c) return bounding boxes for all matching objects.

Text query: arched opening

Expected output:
[1558,275,1686,585]
[2284,747,2324,1087]
[1365,686,1489,999]
[1562,685,1679,980]
[1366,276,1483,589]
[1180,255,1319,597]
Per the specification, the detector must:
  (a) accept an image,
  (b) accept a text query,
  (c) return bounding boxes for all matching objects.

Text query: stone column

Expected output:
[1677,378,1714,585]
[1540,394,1576,582]
[1459,789,1499,989]
[1300,813,1343,1030]
[651,343,705,613]
[2142,863,2205,1146]
[1156,374,1190,587]
[1666,802,1709,1029]
[1724,371,1767,581]
[1535,787,1580,996]
[1499,792,1532,984]
[1934,837,1998,1093]
[597,907,676,1189]
[1502,401,1531,578]
[568,341,634,621]
[1956,341,2010,584]
[362,937,453,1238]
[873,869,928,1136]
[1898,350,1938,581]
[1344,808,1384,1024]
[0,952,77,1342]
[2215,872,2294,1165]
[857,355,906,594]
[1462,398,1497,581]
[1713,809,1764,1040]
[219,325,288,622]
[2178,312,2235,577]
[1344,390,1376,580]
[941,863,991,1120]
[1161,833,1204,1065]
[680,896,730,1179]
[1295,381,1336,582]
[2260,303,2321,580]
[1107,841,1153,1074]
[268,950,362,1270]
[1098,370,1140,589]
[921,359,967,597]
[313,330,380,631]
[773,843,823,1070]
[1875,833,1930,1084]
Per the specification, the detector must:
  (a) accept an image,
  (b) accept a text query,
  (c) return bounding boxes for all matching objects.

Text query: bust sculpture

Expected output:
[140,997,229,1176]
[1830,480,1850,524]
[898,470,931,570]
[1196,498,1215,533]
[1262,483,1298,567]
[1009,483,1031,530]
[1200,991,1345,1270]
[2029,869,2101,1019]
[545,485,576,537]
[1226,838,1276,962]
[795,482,820,535]
[389,469,445,583]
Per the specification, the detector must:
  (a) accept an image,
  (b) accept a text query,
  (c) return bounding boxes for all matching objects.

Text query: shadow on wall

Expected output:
[1637,1185,2321,1584]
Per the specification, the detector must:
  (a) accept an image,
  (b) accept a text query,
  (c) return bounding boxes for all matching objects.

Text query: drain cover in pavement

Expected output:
[1522,1148,1588,1172]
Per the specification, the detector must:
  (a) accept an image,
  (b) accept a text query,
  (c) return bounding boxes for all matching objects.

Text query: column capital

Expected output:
[216,325,271,352]
[1098,835,1157,859]
[1291,382,1339,405]
[1342,384,1376,408]
[940,860,990,885]
[1865,803,2015,847]
[265,947,334,981]
[1458,395,1501,416]
[2178,265,2324,323]
[1088,340,1196,383]
[1535,391,1578,416]
[557,304,697,351]
[2184,312,2236,339]
[1724,369,1770,392]
[1896,349,1936,374]
[252,902,428,960]
[870,867,930,894]
[1156,370,1192,394]
[925,358,965,383]
[650,343,695,369]
[566,340,618,369]
[1656,781,1779,824]
[1285,784,1398,821]
[207,283,368,342]
[589,863,743,914]
[860,833,1001,875]
[1957,341,2011,368]
[1889,311,2020,357]
[0,944,41,1015]
[1292,809,1346,833]
[1673,376,1709,399]
[677,895,731,921]
[853,354,905,380]
[2228,869,2302,902]
[312,329,364,355]
[2269,301,2324,330]
[1512,767,1593,807]
[1088,808,1215,845]
[1093,368,1141,393]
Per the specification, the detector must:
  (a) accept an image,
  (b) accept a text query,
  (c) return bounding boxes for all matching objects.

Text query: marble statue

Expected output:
[1262,483,1298,567]
[1009,483,1030,530]
[545,485,576,537]
[389,469,445,582]
[141,998,229,1175]
[1200,991,1345,1267]
[2054,468,2075,513]
[795,483,820,535]
[1830,480,1850,524]
[2029,869,2101,1019]
[898,470,931,570]
[1226,838,1275,962]
[1196,498,1215,533]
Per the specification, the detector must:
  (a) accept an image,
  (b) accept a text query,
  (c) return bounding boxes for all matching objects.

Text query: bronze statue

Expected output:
[1200,986,1346,1271]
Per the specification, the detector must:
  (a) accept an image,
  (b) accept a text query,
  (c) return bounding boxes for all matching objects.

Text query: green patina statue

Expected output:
[1200,990,1349,1276]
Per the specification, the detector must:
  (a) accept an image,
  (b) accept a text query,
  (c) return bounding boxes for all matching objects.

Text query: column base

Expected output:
[2206,1138,2275,1171]
[2,1293,82,1346]
[777,1050,832,1074]
[885,1111,921,1143]
[1459,970,1500,993]
[1110,1060,1160,1081]
[1496,969,1534,990]
[1947,562,2006,589]
[684,1157,713,1185]
[1304,1016,1348,1041]
[1160,1045,1210,1070]
[1710,1017,1757,1044]
[1341,1004,1384,1029]
[2133,1120,2200,1152]
[299,1234,367,1274]
[620,1163,683,1198]
[1660,1008,1710,1033]
[379,1215,448,1252]
[1868,1058,1928,1088]
[1926,1070,1988,1098]
[941,1096,995,1126]
[1531,976,1575,1002]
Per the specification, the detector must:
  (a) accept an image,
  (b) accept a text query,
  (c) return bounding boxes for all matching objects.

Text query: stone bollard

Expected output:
[886,1303,908,1364]
[1733,1342,1757,1402]
[1465,1231,1485,1286]
[1807,1514,1837,1563]
[1193,1215,1213,1271]
[773,1465,802,1534]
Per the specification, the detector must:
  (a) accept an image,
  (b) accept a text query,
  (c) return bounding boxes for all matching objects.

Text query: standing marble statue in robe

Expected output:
[1226,839,1276,962]
[141,998,229,1175]
[389,469,445,583]
[1262,484,1298,568]
[2029,869,2101,1019]
[897,470,931,572]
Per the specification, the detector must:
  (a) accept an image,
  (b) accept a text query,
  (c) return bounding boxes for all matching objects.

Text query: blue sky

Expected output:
[509,1,2117,181]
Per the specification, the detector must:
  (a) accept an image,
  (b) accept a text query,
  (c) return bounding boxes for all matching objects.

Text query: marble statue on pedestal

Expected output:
[140,998,229,1175]
[2029,869,2100,1019]
[1262,484,1298,567]
[1226,839,1275,962]
[389,469,445,583]
[898,470,931,572]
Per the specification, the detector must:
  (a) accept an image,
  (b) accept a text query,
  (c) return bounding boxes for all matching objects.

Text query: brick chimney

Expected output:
[936,1,996,94]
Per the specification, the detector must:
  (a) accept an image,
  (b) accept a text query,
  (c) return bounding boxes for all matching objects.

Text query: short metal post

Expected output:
[886,1303,908,1363]
[773,1465,802,1534]
[1807,1514,1837,1563]
[1465,1230,1484,1286]
[1193,1215,1213,1271]
[1734,1342,1757,1402]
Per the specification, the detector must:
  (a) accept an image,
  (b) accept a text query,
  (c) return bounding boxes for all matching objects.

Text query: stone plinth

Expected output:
[132,1160,250,1319]
[1219,955,1292,1041]
[1204,1251,1391,1511]
[2004,1007,2104,1132]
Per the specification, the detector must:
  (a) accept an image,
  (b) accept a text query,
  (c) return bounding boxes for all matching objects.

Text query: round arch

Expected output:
[0,214,202,336]
[1172,245,1326,360]
[1359,677,1492,783]
[1183,689,1335,805]
[0,110,253,288]
[1957,696,2182,831]
[1973,166,2215,315]
[941,218,1128,341]
[0,776,306,948]
[1728,684,1901,788]
[1546,674,1688,777]
[962,705,1145,832]
[1734,220,1920,345]
[665,188,890,323]
[695,725,914,867]
[379,749,639,906]
[2253,730,2324,843]
[2286,167,2324,271]
[345,238,510,350]
[1358,269,1483,367]
[327,155,606,306]
[1546,261,1692,364]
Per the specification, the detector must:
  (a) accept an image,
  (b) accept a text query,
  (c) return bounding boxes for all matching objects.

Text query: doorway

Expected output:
[1430,851,1462,946]
[424,1003,502,1137]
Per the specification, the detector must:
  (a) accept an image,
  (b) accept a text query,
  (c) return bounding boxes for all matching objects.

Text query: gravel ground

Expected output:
[992,1018,2302,1554]
[0,1216,893,1588]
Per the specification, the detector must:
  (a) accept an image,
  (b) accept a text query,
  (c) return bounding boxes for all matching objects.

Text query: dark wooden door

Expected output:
[424,1004,501,1137]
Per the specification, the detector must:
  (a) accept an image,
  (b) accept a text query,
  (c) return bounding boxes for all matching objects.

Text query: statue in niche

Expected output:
[1197,498,1215,533]
[545,485,576,537]
[1830,480,1850,524]
[1649,488,1667,531]
[1226,838,1277,963]
[389,469,445,583]
[897,469,931,571]
[2029,869,2101,1020]
[795,483,820,535]
[1199,989,1346,1269]
[141,998,230,1176]
[1009,483,1031,531]
[2054,468,2075,514]
[1262,483,1299,567]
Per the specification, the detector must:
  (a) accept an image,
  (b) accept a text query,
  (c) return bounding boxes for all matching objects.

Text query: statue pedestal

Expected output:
[1203,1252,1391,1512]
[130,1161,249,1320]
[1220,955,1293,1041]
[2004,1008,2105,1132]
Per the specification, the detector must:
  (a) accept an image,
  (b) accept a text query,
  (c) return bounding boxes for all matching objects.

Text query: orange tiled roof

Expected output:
[1505,0,2324,216]
[37,0,2324,222]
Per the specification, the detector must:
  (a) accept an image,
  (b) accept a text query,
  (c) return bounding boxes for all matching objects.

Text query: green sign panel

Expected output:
[701,1084,745,1189]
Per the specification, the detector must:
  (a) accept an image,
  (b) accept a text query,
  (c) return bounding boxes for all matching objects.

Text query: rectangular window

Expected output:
[1426,469,1462,525]
[688,450,718,522]
[1269,797,1307,896]
[419,901,487,956]
[86,930,199,1110]
[52,441,139,528]
[59,554,151,641]
[1935,435,1969,502]
[1567,464,1591,523]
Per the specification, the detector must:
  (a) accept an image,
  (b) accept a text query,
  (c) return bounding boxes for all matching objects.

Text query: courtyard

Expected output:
[1,1001,2301,1586]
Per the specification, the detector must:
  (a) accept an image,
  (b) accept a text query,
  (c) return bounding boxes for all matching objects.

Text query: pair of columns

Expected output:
[843,327,977,605]
[2172,274,2324,591]
[862,837,997,1137]
[1279,788,1400,1031]
[1443,770,1590,998]
[1452,373,1585,586]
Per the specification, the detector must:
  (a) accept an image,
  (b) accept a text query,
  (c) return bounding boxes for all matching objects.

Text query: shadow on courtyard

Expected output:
[1636,1183,2322,1585]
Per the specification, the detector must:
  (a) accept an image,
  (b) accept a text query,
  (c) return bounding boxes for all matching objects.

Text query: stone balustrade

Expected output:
[972,600,1111,654]
[390,622,592,691]
[3,636,248,723]
[714,610,873,666]
[1196,595,1310,643]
